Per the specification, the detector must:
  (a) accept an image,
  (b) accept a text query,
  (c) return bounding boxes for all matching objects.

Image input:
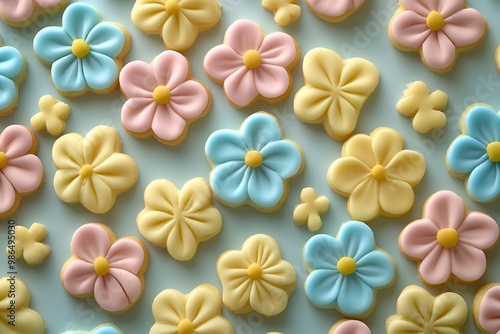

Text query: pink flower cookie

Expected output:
[119,50,211,145]
[0,125,44,219]
[306,0,365,23]
[61,223,148,313]
[329,320,371,334]
[0,0,68,27]
[474,284,500,334]
[399,190,498,285]
[204,19,299,108]
[389,0,487,72]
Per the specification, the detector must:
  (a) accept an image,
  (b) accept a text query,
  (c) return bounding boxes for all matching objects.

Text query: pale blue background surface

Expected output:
[1,0,500,333]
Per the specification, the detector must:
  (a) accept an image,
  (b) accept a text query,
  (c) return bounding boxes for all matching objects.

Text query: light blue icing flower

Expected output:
[0,44,26,113]
[205,112,303,210]
[33,2,127,95]
[447,105,500,202]
[62,324,123,334]
[303,221,395,317]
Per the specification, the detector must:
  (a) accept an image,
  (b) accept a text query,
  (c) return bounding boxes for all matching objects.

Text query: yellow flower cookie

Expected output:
[262,0,301,26]
[293,187,329,232]
[31,95,70,137]
[6,223,50,265]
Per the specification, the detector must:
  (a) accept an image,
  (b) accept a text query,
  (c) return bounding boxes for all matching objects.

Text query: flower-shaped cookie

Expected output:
[0,43,27,115]
[6,223,51,265]
[328,127,426,221]
[386,285,467,333]
[31,95,70,136]
[329,320,371,334]
[0,125,44,218]
[306,0,365,22]
[61,223,148,313]
[33,2,130,96]
[0,276,45,334]
[150,284,233,334]
[137,178,222,261]
[262,0,301,26]
[205,112,304,211]
[131,0,221,52]
[294,48,379,141]
[0,0,68,26]
[217,234,296,316]
[400,190,498,285]
[293,187,330,232]
[397,81,448,134]
[304,221,395,317]
[119,50,210,145]
[204,20,299,108]
[52,125,138,214]
[474,284,500,334]
[447,105,500,202]
[389,0,486,72]
[62,324,123,334]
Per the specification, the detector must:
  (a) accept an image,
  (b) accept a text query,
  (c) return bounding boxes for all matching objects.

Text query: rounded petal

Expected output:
[302,48,342,90]
[180,0,221,26]
[94,270,141,312]
[419,246,452,285]
[166,221,198,261]
[137,210,174,246]
[0,46,26,79]
[385,150,426,185]
[431,292,467,326]
[71,224,111,261]
[169,80,209,119]
[223,67,258,107]
[79,175,114,214]
[400,219,439,259]
[355,250,394,287]
[217,251,252,311]
[82,52,118,91]
[254,64,289,99]
[52,55,86,93]
[391,11,430,48]
[131,0,168,33]
[210,161,250,205]
[465,105,500,146]
[0,173,16,215]
[379,178,415,216]
[259,32,297,67]
[478,286,500,333]
[241,113,282,151]
[226,20,263,55]
[458,212,499,249]
[151,288,186,324]
[53,169,83,203]
[243,234,284,269]
[93,153,137,191]
[467,160,500,202]
[121,98,158,134]
[62,2,100,40]
[260,140,302,179]
[372,128,404,166]
[195,316,233,334]
[204,45,244,82]
[0,125,35,158]
[33,27,72,63]
[83,126,120,166]
[52,132,84,169]
[62,260,96,295]
[443,8,486,47]
[205,130,246,165]
[347,178,380,221]
[386,319,424,334]
[423,191,465,229]
[337,276,374,316]
[153,50,189,88]
[400,0,433,16]
[249,280,290,316]
[261,260,296,288]
[162,12,197,51]
[447,135,487,174]
[450,243,486,282]
[421,31,456,71]
[86,22,126,58]
[0,76,16,111]
[151,104,187,141]
[293,86,332,123]
[0,0,34,23]
[247,167,284,208]
[120,60,156,98]
[186,286,220,326]
[338,221,375,261]
[304,234,343,271]
[344,133,375,168]
[2,155,43,193]
[328,157,371,194]
[305,269,343,307]
[107,239,145,274]
[396,285,434,320]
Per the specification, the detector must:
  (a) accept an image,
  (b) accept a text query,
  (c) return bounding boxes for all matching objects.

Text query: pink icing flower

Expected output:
[204,19,298,107]
[390,0,486,71]
[0,0,66,25]
[119,50,210,144]
[61,223,147,313]
[400,190,498,285]
[478,285,500,333]
[330,320,371,334]
[0,125,43,217]
[307,0,365,21]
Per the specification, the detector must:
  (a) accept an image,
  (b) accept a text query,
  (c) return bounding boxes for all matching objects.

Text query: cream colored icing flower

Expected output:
[397,81,448,134]
[294,48,379,141]
[52,125,138,214]
[31,95,70,136]
[262,0,301,26]
[6,223,50,265]
[150,284,233,334]
[328,127,426,221]
[217,234,296,316]
[131,0,221,51]
[137,177,222,262]
[0,276,45,334]
[386,285,467,334]
[293,187,329,232]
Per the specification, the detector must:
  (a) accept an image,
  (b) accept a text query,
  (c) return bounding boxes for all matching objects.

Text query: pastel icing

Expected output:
[303,221,395,317]
[294,48,379,141]
[0,125,44,218]
[119,50,210,145]
[0,42,27,116]
[397,81,448,134]
[261,0,301,26]
[306,0,365,22]
[330,320,371,334]
[0,0,68,26]
[6,223,50,265]
[131,0,221,52]
[0,276,45,334]
[52,125,138,214]
[400,190,498,285]
[389,0,487,72]
[61,223,148,313]
[386,285,467,333]
[30,95,70,136]
[217,234,296,316]
[293,187,330,232]
[205,112,304,211]
[137,177,222,261]
[447,105,500,202]
[33,2,130,95]
[328,127,426,221]
[475,284,500,334]
[62,324,123,334]
[150,284,233,334]
[204,19,299,108]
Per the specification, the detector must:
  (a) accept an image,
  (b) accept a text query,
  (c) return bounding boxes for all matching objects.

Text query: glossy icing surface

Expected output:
[328,127,426,221]
[62,324,123,334]
[205,112,303,211]
[30,95,70,136]
[217,234,296,316]
[0,0,68,26]
[0,43,27,115]
[303,221,395,317]
[330,320,371,334]
[7,223,50,265]
[204,19,298,107]
[306,0,364,22]
[294,47,379,141]
[261,0,301,26]
[476,284,500,334]
[119,50,210,145]
[293,187,329,232]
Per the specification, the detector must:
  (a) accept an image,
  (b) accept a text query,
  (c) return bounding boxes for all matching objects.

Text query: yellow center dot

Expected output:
[247,263,263,280]
[437,228,459,248]
[243,50,262,69]
[487,142,500,162]
[153,85,171,104]
[245,150,263,168]
[79,164,94,178]
[337,257,356,275]
[177,319,194,334]
[93,256,109,276]
[71,39,90,58]
[165,0,180,14]
[426,11,445,31]
[371,164,386,180]
[0,152,7,169]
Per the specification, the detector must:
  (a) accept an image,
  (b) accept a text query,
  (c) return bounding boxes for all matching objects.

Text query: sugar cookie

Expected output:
[329,320,371,334]
[306,0,365,22]
[6,223,50,265]
[31,95,70,137]
[0,40,27,116]
[293,187,329,232]
[474,283,500,334]
[0,0,68,27]
[262,0,301,26]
